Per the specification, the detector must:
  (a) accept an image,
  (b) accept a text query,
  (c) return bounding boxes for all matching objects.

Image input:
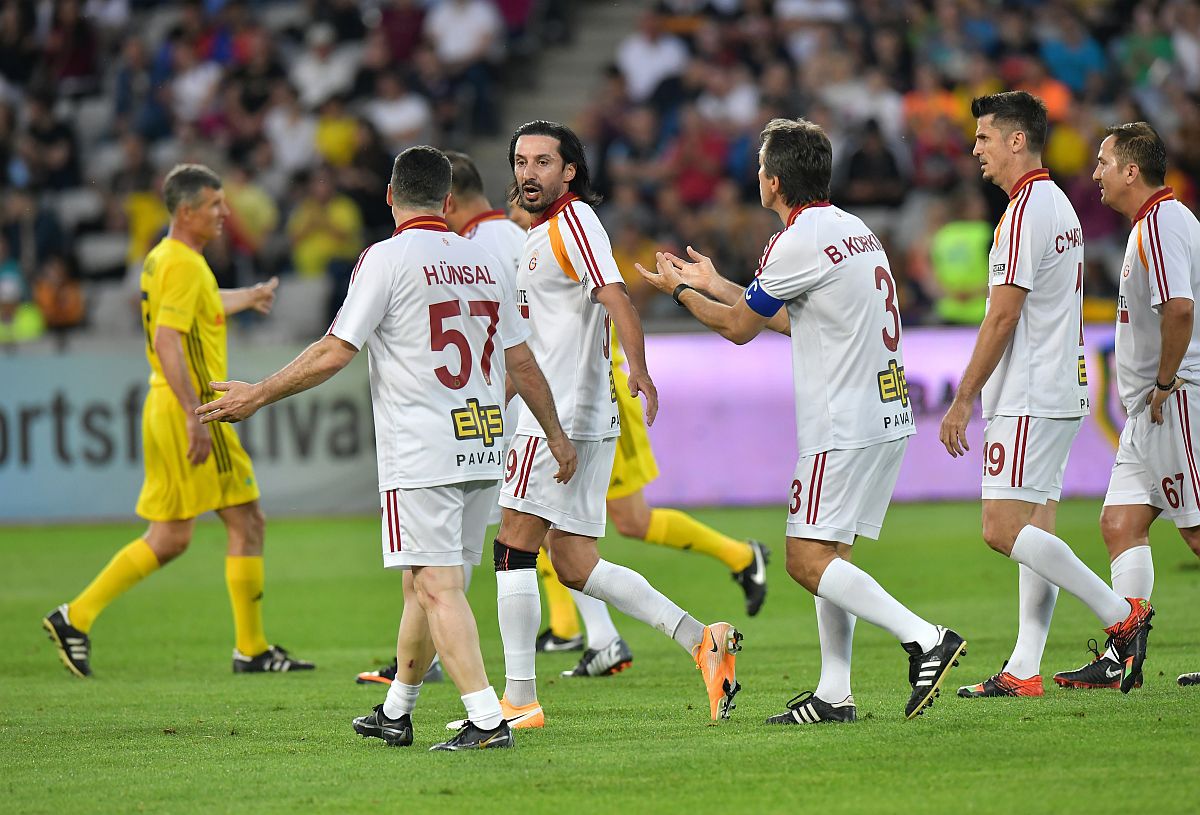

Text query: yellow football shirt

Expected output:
[139,237,227,397]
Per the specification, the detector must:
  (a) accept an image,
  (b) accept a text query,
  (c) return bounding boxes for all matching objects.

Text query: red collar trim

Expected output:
[531,192,578,228]
[787,200,832,227]
[1009,168,1051,199]
[393,216,451,236]
[459,209,507,235]
[1133,187,1174,223]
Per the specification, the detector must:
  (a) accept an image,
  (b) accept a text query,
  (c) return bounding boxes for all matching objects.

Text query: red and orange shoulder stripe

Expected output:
[1134,187,1175,302]
[537,192,607,289]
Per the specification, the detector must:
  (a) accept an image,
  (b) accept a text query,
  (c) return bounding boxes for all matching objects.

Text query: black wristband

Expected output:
[672,283,694,307]
[1156,376,1177,391]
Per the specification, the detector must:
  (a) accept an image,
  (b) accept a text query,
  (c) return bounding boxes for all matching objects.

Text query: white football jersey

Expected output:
[461,208,527,433]
[328,215,530,490]
[982,169,1089,419]
[746,201,915,456]
[462,209,526,274]
[514,193,620,441]
[1115,189,1200,416]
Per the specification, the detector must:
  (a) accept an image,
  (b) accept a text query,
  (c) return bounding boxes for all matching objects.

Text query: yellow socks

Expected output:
[226,556,269,657]
[536,548,580,639]
[645,509,754,572]
[68,538,160,633]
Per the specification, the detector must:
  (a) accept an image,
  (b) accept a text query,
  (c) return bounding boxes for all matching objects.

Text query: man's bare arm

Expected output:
[939,284,1027,456]
[505,342,577,483]
[595,283,658,425]
[154,325,211,465]
[219,277,279,316]
[197,335,358,423]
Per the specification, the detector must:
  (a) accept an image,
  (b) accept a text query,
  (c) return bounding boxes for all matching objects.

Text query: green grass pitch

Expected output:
[2,501,1198,813]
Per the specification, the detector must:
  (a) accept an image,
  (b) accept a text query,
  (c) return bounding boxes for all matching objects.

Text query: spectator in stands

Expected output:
[111,133,168,268]
[927,189,991,325]
[3,189,65,276]
[422,0,504,134]
[835,119,908,212]
[169,37,221,125]
[223,161,281,275]
[661,105,728,207]
[605,106,665,200]
[379,0,426,66]
[38,0,100,96]
[17,92,82,191]
[227,24,286,118]
[33,252,86,343]
[113,35,172,142]
[290,23,358,110]
[350,28,392,100]
[0,270,44,348]
[1117,6,1174,87]
[335,118,394,242]
[285,166,363,284]
[315,94,358,168]
[1040,14,1106,95]
[312,0,366,45]
[263,82,317,176]
[365,72,433,153]
[0,0,38,90]
[616,10,689,104]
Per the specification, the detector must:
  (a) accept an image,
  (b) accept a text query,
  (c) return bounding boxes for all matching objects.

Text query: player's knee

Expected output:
[980,514,1017,555]
[1100,509,1140,555]
[1180,527,1200,559]
[493,540,538,571]
[784,550,820,593]
[150,531,191,563]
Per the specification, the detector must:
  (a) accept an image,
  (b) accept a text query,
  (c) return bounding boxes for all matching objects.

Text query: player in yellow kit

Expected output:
[42,164,314,678]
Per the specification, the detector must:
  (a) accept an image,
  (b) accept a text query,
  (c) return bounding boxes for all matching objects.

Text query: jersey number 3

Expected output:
[875,265,900,352]
[430,300,500,389]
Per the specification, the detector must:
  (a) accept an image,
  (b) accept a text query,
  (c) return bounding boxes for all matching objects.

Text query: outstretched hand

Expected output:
[196,381,261,424]
[249,277,279,315]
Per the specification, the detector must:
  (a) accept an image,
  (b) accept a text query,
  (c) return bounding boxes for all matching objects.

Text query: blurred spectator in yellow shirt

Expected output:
[286,168,363,280]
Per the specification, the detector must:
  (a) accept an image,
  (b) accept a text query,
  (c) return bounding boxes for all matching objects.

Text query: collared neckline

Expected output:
[1009,168,1051,199]
[459,209,508,235]
[393,215,451,236]
[531,192,578,228]
[1133,187,1175,223]
[787,200,832,227]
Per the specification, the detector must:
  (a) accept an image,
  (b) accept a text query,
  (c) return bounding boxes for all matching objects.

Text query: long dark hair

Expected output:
[506,120,602,207]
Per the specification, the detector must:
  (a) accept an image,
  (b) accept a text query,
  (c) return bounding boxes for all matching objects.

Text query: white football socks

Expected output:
[461,686,503,731]
[816,557,939,652]
[1110,545,1153,599]
[496,568,539,707]
[1009,525,1128,628]
[1004,564,1058,679]
[383,680,421,720]
[568,587,620,650]
[582,559,693,653]
[814,596,855,702]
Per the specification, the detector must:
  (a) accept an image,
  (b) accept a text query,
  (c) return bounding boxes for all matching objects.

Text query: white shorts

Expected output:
[1104,388,1200,528]
[785,437,907,544]
[498,434,615,538]
[379,481,495,569]
[981,416,1082,503]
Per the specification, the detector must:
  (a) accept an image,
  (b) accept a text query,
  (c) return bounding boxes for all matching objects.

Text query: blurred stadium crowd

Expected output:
[1,0,1199,350]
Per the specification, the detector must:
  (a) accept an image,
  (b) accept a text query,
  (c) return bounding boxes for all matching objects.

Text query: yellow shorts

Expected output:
[135,386,260,521]
[607,364,659,500]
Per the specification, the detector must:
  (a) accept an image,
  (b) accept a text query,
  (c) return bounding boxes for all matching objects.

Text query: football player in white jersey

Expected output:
[491,120,743,727]
[1055,122,1200,690]
[195,146,577,751]
[639,117,966,723]
[939,92,1154,699]
[354,149,531,690]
